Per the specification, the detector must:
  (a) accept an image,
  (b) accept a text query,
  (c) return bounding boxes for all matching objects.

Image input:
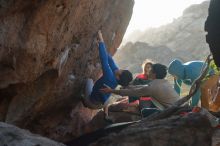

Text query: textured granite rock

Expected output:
[0,122,66,146]
[91,113,213,146]
[0,0,134,142]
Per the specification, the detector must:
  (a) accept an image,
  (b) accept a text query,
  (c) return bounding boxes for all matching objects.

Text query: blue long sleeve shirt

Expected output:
[174,61,204,94]
[90,42,119,104]
[169,59,215,106]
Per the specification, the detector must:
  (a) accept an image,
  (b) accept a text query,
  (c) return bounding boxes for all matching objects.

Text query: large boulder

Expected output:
[0,0,134,142]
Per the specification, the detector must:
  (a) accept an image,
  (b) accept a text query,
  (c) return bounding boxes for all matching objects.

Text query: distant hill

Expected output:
[115,1,210,73]
[114,42,176,73]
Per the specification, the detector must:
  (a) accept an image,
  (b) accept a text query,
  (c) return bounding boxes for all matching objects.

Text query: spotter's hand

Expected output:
[100,87,113,94]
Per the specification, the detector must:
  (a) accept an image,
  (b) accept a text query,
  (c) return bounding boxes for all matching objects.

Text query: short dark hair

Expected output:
[118,70,133,86]
[152,64,167,79]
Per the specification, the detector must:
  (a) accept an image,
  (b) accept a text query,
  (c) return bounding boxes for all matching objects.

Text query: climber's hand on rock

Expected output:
[97,30,104,42]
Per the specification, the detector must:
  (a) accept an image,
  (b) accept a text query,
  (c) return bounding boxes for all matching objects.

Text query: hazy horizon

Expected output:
[124,0,208,41]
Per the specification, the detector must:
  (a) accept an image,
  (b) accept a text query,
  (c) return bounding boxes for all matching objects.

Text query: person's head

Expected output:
[115,69,133,87]
[142,59,154,76]
[149,63,167,79]
[168,59,184,79]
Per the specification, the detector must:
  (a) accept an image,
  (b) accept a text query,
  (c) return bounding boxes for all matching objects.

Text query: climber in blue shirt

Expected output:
[168,59,213,106]
[82,30,133,120]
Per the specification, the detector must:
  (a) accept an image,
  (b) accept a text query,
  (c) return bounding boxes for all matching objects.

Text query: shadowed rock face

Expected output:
[90,114,213,146]
[0,0,134,142]
[0,122,66,146]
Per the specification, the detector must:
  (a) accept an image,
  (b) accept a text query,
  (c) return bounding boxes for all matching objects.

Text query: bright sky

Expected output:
[124,0,208,38]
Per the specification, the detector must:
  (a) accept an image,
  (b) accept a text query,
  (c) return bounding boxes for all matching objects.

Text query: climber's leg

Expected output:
[85,78,94,98]
[82,79,100,109]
